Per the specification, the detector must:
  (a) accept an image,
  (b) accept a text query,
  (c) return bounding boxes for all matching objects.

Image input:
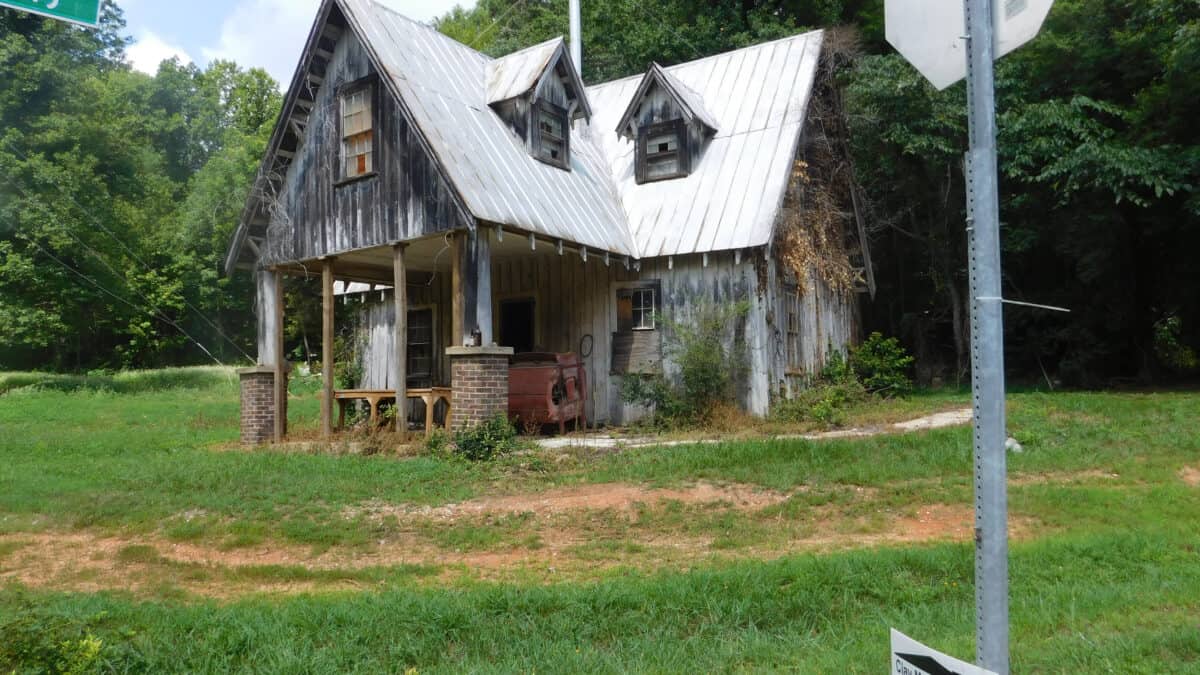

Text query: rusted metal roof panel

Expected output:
[587,29,824,258]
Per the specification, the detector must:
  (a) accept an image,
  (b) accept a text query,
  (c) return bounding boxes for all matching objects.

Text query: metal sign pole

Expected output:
[963,0,1009,672]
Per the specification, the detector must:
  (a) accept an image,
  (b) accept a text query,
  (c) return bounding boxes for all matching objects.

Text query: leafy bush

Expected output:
[849,332,914,395]
[1153,315,1198,373]
[0,604,124,674]
[621,302,751,427]
[452,414,519,461]
[773,377,869,428]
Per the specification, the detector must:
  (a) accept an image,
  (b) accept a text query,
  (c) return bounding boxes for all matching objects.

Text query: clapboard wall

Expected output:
[351,245,854,423]
[263,29,467,266]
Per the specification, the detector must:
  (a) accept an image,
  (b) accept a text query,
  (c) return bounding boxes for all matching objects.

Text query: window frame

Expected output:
[636,119,689,184]
[337,76,379,185]
[784,286,802,371]
[616,284,660,332]
[531,98,570,170]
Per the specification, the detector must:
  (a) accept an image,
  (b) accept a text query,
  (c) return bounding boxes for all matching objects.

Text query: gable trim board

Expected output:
[226,0,825,275]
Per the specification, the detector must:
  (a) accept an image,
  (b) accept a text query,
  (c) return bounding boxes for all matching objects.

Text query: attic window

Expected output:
[637,119,688,183]
[341,84,374,179]
[533,99,570,169]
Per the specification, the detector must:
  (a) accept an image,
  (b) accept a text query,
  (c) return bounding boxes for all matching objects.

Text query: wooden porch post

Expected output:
[451,232,463,346]
[321,258,335,438]
[272,268,286,443]
[476,227,494,345]
[392,243,408,434]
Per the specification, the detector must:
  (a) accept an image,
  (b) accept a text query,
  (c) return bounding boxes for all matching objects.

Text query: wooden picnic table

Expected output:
[334,387,452,436]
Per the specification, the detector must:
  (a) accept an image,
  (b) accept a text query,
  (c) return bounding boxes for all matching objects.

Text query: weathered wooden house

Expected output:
[225,0,868,443]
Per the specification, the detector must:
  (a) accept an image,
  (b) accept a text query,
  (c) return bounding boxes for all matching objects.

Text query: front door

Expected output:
[499,298,536,353]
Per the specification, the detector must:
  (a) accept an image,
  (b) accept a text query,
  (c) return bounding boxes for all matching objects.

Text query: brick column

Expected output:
[447,346,513,432]
[239,366,287,445]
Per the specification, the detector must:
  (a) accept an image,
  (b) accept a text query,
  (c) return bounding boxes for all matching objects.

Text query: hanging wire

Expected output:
[468,0,529,49]
[3,139,255,363]
[23,237,226,367]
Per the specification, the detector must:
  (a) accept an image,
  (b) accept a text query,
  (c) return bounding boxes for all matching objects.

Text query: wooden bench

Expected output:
[334,387,452,436]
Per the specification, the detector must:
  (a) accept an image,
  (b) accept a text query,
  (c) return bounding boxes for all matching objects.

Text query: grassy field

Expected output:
[0,368,1197,672]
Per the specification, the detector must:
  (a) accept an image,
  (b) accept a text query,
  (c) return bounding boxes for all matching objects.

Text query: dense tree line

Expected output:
[0,2,278,370]
[1,0,1196,385]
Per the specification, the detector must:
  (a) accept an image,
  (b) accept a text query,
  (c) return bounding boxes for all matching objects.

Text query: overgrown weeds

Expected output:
[621,302,751,429]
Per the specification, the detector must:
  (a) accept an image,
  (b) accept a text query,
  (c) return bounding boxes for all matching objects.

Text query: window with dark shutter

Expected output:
[532,99,570,169]
[637,119,688,183]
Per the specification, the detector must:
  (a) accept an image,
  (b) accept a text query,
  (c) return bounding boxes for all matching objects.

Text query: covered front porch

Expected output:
[244,224,637,445]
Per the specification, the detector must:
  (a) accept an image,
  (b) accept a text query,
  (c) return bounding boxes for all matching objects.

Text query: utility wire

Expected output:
[3,139,255,362]
[23,236,226,367]
[469,0,528,49]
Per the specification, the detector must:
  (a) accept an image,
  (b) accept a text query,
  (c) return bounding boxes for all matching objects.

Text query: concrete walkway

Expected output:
[535,408,973,451]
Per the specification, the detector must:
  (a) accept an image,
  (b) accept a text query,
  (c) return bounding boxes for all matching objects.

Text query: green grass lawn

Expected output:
[1,368,1198,672]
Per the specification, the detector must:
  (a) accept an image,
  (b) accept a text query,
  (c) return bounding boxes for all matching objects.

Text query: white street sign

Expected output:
[891,629,998,675]
[885,0,1054,89]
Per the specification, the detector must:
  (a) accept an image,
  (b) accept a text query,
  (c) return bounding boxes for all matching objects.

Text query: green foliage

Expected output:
[0,4,278,372]
[774,350,870,429]
[0,601,119,674]
[620,302,751,427]
[850,332,915,395]
[1153,315,1198,373]
[452,414,520,461]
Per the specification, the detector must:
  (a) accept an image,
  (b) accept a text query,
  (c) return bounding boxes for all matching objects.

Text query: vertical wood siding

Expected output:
[262,30,466,267]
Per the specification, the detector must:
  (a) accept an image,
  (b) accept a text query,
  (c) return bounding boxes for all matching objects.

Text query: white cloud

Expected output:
[202,0,473,85]
[126,31,193,75]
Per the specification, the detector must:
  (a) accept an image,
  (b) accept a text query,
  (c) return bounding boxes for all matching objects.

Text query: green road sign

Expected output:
[1,0,101,27]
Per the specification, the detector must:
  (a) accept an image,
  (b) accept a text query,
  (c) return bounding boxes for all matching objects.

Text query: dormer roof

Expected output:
[486,36,591,120]
[615,62,719,141]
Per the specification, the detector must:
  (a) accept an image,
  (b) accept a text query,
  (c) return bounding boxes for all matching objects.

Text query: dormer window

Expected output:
[638,119,688,183]
[533,99,570,168]
[340,81,375,180]
[617,63,718,185]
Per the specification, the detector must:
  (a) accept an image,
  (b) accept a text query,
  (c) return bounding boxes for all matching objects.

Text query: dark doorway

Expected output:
[500,298,536,353]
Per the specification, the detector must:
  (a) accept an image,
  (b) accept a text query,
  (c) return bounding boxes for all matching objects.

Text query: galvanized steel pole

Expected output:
[963,0,1009,671]
[569,0,582,77]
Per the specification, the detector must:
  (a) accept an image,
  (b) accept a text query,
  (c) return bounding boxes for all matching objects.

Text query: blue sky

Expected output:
[120,0,473,85]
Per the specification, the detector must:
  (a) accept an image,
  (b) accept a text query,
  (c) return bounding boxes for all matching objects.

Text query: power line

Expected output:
[468,0,528,49]
[3,139,255,362]
[625,1,706,61]
[23,236,226,367]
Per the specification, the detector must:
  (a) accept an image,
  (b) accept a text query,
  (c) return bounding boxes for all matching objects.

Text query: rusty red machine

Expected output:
[507,352,587,434]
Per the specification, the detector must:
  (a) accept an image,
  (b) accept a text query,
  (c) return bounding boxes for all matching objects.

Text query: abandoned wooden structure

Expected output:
[225,0,868,442]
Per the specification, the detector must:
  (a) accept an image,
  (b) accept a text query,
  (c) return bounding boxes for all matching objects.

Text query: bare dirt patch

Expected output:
[351,482,791,523]
[1179,465,1200,487]
[1009,469,1121,487]
[0,476,1059,599]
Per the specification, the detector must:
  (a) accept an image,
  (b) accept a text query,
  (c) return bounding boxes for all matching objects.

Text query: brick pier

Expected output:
[447,346,513,432]
[238,366,287,445]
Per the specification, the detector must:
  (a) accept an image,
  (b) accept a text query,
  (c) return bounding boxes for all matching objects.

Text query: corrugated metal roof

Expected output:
[337,0,822,260]
[654,64,721,133]
[615,63,721,139]
[587,30,824,258]
[486,37,562,104]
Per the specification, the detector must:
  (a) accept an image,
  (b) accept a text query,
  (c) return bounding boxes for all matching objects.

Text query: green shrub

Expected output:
[620,302,751,428]
[849,332,914,395]
[1153,315,1198,373]
[424,428,452,457]
[453,414,519,461]
[0,604,119,674]
[773,378,869,428]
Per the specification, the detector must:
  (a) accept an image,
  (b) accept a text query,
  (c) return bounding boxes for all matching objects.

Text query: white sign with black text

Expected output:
[891,629,998,675]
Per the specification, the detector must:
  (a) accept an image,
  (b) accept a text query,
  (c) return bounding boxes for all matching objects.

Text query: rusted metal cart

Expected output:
[507,352,587,434]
